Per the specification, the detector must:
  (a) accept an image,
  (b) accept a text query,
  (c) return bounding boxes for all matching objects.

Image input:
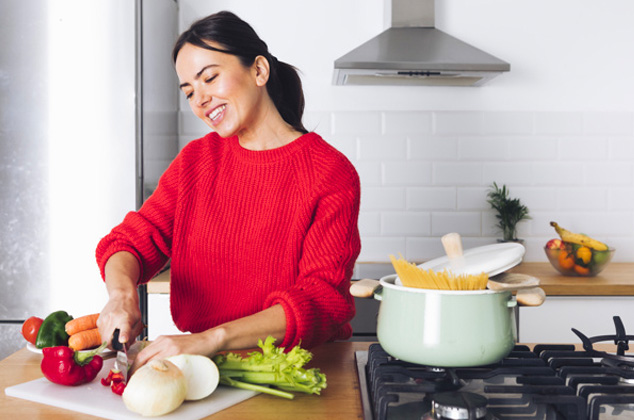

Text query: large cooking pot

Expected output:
[352,275,520,367]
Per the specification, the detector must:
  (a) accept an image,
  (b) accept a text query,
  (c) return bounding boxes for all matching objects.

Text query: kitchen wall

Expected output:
[162,0,634,264]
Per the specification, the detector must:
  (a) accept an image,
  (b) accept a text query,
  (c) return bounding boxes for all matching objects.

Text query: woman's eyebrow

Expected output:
[179,64,218,89]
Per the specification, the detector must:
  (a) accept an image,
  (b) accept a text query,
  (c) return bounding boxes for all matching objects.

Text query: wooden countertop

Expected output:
[148,263,634,296]
[3,340,631,419]
[1,342,370,420]
[508,262,634,296]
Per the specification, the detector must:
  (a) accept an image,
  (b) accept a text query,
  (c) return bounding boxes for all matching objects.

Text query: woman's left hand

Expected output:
[131,330,224,374]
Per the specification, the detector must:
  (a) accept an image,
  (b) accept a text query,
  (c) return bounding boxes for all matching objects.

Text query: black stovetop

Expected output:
[356,316,634,420]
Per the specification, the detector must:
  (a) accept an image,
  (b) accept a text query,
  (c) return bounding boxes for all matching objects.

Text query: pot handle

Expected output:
[507,297,518,308]
[350,278,383,301]
[516,287,546,307]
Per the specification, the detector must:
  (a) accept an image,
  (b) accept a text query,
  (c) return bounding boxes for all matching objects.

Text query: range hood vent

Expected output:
[333,0,510,87]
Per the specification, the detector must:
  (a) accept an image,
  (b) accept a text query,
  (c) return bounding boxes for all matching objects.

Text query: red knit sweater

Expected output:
[96,132,361,349]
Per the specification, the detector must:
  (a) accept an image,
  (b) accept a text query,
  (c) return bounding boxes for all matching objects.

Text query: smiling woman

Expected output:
[94,10,361,370]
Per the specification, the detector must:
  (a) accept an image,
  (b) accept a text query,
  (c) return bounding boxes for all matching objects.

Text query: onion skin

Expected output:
[122,359,187,417]
[166,354,220,401]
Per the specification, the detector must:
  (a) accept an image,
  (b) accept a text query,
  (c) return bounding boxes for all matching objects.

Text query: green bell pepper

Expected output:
[35,310,74,349]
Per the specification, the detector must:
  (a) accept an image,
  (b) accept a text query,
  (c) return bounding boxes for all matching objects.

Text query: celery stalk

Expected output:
[213,336,327,399]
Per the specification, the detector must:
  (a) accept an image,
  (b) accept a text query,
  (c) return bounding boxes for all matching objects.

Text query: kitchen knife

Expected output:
[112,328,129,383]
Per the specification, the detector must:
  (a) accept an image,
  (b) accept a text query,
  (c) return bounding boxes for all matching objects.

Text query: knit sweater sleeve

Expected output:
[95,145,184,284]
[264,154,361,349]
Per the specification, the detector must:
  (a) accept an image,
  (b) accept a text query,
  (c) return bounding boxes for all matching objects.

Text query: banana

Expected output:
[550,221,608,251]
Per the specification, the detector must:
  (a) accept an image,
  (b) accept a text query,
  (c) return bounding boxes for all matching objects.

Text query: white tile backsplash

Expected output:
[175,109,634,264]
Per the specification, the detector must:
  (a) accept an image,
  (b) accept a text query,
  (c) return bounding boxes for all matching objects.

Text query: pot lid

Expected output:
[416,242,525,277]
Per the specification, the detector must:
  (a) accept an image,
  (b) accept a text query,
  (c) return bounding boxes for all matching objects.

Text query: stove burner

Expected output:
[572,316,634,363]
[431,392,487,420]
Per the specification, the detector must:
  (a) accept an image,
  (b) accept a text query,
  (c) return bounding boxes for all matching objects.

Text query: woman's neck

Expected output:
[237,102,302,151]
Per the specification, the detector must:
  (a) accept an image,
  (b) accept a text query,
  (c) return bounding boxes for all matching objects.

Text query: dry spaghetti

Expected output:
[389,254,488,290]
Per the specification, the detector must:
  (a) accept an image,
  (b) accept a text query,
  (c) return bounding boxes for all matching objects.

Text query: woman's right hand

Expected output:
[97,289,143,349]
[98,251,143,348]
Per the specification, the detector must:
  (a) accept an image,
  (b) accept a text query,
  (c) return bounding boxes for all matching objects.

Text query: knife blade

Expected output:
[112,328,129,383]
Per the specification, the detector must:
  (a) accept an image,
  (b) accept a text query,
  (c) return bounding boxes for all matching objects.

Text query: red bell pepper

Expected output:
[101,368,126,395]
[41,341,108,386]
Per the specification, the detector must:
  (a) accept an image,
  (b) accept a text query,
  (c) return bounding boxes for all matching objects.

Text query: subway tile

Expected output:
[357,237,405,262]
[531,163,581,185]
[327,135,357,161]
[406,237,446,261]
[431,212,482,236]
[459,137,508,160]
[355,162,382,186]
[358,211,380,236]
[383,111,432,135]
[558,137,608,160]
[434,111,483,135]
[583,112,634,136]
[507,137,558,160]
[557,188,607,210]
[433,163,482,185]
[534,112,583,135]
[407,187,456,210]
[565,212,632,236]
[409,136,458,160]
[509,187,558,211]
[384,162,433,185]
[381,212,431,236]
[483,163,534,185]
[608,188,634,210]
[457,187,489,210]
[332,111,382,136]
[358,135,407,160]
[360,187,406,211]
[584,162,632,185]
[482,112,533,135]
[609,137,634,160]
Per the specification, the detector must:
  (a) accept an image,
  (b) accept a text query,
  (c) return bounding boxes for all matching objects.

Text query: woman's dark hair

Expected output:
[173,11,307,134]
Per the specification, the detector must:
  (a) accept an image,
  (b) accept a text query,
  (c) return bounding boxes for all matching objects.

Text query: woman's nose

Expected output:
[193,91,211,108]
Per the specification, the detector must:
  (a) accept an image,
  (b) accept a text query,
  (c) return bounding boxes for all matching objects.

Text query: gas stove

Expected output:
[356,316,634,420]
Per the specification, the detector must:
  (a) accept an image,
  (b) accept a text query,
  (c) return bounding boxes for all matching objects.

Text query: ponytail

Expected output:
[266,56,307,134]
[173,11,307,134]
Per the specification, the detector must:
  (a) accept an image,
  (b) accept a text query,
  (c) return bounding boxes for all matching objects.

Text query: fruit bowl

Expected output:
[544,242,615,277]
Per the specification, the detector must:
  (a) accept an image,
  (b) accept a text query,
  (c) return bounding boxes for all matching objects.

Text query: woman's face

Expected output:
[175,42,268,138]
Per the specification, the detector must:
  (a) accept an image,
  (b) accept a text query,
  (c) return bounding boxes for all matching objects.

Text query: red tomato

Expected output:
[22,316,44,345]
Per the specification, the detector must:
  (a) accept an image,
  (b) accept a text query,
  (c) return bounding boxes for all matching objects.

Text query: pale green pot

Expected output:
[375,275,517,367]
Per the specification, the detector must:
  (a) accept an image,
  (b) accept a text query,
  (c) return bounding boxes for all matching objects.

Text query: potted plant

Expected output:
[486,182,530,242]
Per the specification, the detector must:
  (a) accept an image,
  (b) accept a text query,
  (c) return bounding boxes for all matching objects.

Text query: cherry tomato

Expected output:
[22,316,44,345]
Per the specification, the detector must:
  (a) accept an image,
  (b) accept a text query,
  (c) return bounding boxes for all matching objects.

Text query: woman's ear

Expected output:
[253,55,270,87]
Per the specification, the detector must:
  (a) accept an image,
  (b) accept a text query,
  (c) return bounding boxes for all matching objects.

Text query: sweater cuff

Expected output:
[264,294,298,349]
[96,242,144,285]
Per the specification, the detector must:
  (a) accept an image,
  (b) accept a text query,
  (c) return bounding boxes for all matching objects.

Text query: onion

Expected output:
[166,354,220,400]
[122,359,187,417]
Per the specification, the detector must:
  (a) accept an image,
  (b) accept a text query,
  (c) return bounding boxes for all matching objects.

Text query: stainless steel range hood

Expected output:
[333,0,510,86]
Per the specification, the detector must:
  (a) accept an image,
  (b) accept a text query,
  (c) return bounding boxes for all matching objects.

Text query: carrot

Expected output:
[65,313,99,336]
[68,328,102,351]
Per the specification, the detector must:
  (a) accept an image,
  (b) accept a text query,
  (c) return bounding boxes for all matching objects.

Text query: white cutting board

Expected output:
[5,358,257,419]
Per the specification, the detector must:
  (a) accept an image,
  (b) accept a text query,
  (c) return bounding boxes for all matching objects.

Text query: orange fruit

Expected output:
[574,264,590,275]
[558,250,575,270]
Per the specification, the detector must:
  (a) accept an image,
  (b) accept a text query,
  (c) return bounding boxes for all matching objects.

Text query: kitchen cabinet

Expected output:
[509,263,634,343]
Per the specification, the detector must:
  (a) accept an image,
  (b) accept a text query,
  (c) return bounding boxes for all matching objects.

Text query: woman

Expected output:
[95,11,361,367]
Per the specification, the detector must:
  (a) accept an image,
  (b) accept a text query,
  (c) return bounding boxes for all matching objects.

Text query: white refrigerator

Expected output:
[0,0,178,359]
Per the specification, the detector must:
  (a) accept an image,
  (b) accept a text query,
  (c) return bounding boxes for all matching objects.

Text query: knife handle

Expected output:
[112,328,124,351]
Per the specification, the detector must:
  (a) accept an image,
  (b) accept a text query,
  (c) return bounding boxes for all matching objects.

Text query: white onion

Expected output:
[166,354,220,400]
[122,359,187,417]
